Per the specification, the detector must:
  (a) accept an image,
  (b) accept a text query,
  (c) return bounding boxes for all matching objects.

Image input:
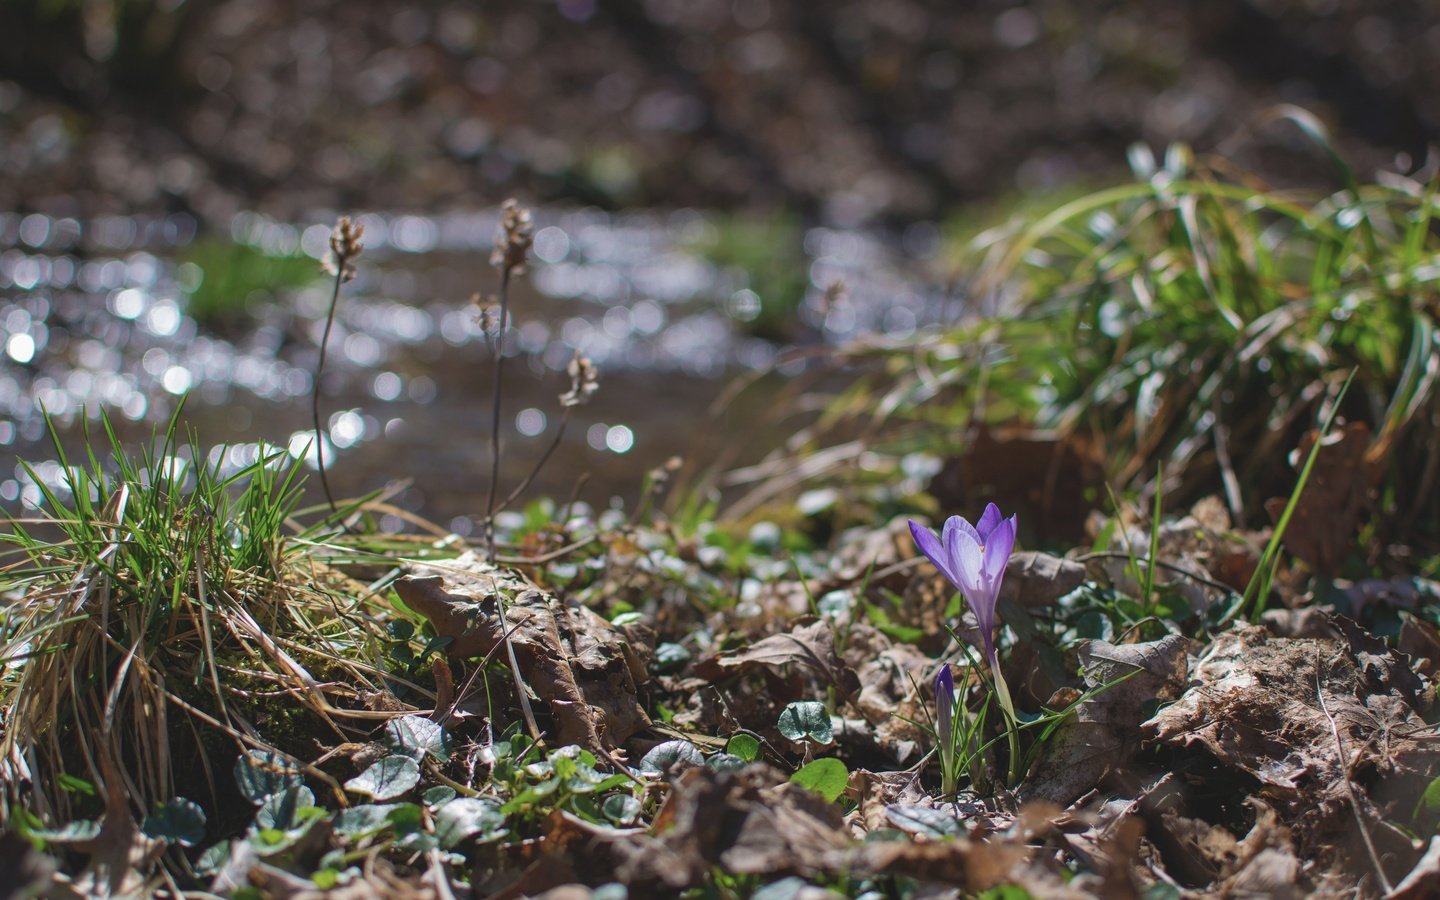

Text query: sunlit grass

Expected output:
[0,407,401,833]
[806,132,1440,544]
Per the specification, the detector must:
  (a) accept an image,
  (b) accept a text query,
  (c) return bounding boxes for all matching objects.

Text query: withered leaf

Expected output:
[1001,551,1088,608]
[1020,635,1189,806]
[695,617,861,701]
[396,552,650,754]
[1263,421,1376,577]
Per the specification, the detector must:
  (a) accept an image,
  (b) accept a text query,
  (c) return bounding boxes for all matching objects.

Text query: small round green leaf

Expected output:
[333,804,393,838]
[602,794,642,826]
[383,715,453,762]
[789,758,848,803]
[256,786,315,831]
[433,798,505,849]
[885,803,963,839]
[423,785,458,807]
[345,755,420,801]
[653,642,692,674]
[705,752,747,772]
[142,797,207,847]
[777,701,833,745]
[725,733,761,763]
[233,749,303,803]
[194,840,231,877]
[389,619,416,640]
[639,740,704,777]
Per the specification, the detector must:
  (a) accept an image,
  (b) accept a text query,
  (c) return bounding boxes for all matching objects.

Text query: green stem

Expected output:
[992,666,1022,787]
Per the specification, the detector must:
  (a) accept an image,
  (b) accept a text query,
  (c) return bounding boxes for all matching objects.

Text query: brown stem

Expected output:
[494,407,570,518]
[313,262,345,521]
[484,268,513,560]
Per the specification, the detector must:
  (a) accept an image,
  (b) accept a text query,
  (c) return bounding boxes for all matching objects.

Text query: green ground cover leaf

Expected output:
[384,715,453,761]
[433,797,506,848]
[234,749,304,804]
[777,701,833,745]
[142,797,206,847]
[789,758,848,802]
[345,756,421,801]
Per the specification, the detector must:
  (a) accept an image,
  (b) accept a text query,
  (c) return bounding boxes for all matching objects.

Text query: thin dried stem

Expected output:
[314,216,364,521]
[484,266,513,560]
[483,201,534,561]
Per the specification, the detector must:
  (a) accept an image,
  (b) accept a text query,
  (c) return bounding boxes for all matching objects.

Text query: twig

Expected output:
[495,534,598,565]
[1211,388,1245,525]
[493,351,601,519]
[490,577,542,745]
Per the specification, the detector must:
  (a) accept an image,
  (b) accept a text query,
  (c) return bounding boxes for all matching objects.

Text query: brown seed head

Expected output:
[323,216,365,283]
[491,199,534,275]
[561,351,600,408]
[819,279,847,314]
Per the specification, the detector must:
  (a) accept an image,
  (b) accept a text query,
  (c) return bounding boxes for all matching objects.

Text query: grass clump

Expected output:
[0,408,394,844]
[816,132,1440,543]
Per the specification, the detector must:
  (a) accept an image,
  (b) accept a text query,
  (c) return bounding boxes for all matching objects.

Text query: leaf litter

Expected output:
[9,484,1440,897]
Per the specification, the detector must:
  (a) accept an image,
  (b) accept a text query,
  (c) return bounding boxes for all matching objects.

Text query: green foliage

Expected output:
[726,733,762,763]
[179,239,321,325]
[833,135,1440,535]
[235,750,305,804]
[690,211,808,342]
[0,402,394,841]
[383,715,453,762]
[433,798,506,849]
[142,797,206,847]
[640,739,706,775]
[790,758,849,803]
[777,701,833,746]
[344,757,421,801]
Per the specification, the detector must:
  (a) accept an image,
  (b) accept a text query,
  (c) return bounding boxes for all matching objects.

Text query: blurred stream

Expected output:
[0,205,956,529]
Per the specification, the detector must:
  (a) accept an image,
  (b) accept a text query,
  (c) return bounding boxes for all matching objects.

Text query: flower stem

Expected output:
[991,665,1022,787]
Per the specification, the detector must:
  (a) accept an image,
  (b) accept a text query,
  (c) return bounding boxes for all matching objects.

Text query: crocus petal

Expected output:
[969,587,997,642]
[934,663,954,731]
[975,502,1004,541]
[982,515,1017,585]
[941,515,981,553]
[978,629,998,671]
[910,519,964,589]
[934,663,954,769]
[949,528,986,600]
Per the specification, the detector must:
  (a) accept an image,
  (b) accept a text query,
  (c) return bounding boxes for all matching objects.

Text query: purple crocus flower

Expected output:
[934,663,954,741]
[909,503,1018,668]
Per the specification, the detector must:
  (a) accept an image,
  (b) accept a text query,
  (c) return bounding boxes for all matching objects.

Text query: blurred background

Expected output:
[0,0,1436,529]
[2,0,1434,221]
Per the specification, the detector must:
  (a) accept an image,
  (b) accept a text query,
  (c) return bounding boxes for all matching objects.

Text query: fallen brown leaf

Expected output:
[396,552,651,754]
[1020,635,1189,807]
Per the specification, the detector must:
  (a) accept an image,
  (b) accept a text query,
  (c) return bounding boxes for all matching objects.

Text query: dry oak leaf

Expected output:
[694,616,861,701]
[1263,421,1377,578]
[1145,621,1433,797]
[395,551,651,754]
[1019,635,1189,807]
